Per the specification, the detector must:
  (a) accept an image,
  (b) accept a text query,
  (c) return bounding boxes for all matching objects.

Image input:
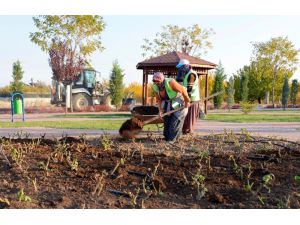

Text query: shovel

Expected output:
[131,91,223,128]
[119,91,223,139]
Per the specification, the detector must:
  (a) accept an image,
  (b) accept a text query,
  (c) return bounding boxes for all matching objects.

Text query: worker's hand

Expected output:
[158,107,163,117]
[184,102,190,108]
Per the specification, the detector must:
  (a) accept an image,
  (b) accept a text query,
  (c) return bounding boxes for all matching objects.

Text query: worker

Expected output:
[152,72,190,143]
[176,59,200,134]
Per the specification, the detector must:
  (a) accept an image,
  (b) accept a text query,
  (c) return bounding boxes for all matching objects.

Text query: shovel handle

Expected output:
[141,91,223,126]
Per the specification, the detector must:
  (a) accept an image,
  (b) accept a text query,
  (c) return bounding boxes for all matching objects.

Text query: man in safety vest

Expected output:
[176,59,200,134]
[152,72,190,143]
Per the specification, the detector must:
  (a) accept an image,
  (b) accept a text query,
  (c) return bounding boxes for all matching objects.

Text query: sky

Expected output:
[0,15,300,87]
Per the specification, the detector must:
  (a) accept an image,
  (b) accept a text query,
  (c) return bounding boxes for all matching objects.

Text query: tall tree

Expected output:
[109,60,125,109]
[240,66,250,102]
[281,76,289,110]
[290,79,299,107]
[141,24,214,58]
[30,16,105,58]
[252,37,299,107]
[31,16,105,112]
[226,76,235,111]
[212,62,226,109]
[10,60,24,93]
[233,74,241,103]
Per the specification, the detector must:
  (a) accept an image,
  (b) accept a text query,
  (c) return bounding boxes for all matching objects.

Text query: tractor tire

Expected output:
[73,93,92,111]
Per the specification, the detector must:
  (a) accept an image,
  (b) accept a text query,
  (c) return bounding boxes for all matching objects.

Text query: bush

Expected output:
[240,101,256,114]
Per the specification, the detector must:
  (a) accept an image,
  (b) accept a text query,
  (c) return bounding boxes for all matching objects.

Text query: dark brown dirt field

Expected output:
[0,131,300,209]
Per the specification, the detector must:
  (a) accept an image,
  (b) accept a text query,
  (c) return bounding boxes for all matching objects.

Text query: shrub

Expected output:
[240,101,256,114]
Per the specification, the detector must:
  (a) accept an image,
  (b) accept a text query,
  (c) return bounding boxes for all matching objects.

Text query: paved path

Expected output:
[0,120,299,141]
[195,121,300,141]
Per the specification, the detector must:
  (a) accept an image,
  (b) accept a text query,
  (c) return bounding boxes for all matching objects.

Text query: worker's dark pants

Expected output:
[163,108,188,142]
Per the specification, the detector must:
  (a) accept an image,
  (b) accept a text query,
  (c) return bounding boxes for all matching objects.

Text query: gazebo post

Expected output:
[145,71,149,105]
[142,70,146,105]
[204,72,208,115]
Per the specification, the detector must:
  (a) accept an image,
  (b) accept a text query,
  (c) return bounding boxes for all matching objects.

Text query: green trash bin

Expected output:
[13,98,23,114]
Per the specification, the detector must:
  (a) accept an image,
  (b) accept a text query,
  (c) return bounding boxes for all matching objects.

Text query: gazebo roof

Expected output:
[136,51,216,69]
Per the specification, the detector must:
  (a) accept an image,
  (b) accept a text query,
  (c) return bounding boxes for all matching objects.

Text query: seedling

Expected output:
[17,188,32,202]
[262,173,275,193]
[128,187,140,207]
[244,180,254,192]
[191,172,207,200]
[99,133,112,151]
[70,159,79,171]
[294,176,300,182]
[92,170,108,196]
[32,178,38,192]
[258,195,265,205]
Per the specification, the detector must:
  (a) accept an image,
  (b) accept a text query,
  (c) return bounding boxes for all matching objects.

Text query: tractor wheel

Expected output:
[72,93,92,111]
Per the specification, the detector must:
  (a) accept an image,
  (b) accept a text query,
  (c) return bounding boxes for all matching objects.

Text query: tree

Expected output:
[252,37,299,107]
[233,74,241,103]
[49,40,84,84]
[30,16,105,58]
[212,62,226,109]
[290,79,299,107]
[10,60,24,93]
[240,66,250,102]
[124,82,143,103]
[31,16,105,112]
[109,60,125,109]
[226,76,235,111]
[49,40,84,113]
[281,76,289,110]
[141,24,214,58]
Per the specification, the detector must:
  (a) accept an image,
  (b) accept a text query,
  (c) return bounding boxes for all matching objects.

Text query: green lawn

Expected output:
[52,113,131,119]
[206,113,300,123]
[0,120,158,130]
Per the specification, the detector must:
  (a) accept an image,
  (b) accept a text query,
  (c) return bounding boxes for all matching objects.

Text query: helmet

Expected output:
[176,59,190,69]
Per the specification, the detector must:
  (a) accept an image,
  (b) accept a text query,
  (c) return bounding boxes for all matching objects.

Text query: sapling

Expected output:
[191,172,207,200]
[17,188,32,202]
[262,173,275,193]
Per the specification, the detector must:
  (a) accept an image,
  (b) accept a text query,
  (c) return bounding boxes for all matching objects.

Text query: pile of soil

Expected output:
[0,132,299,209]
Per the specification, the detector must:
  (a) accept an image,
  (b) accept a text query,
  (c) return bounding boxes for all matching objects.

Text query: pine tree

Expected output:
[290,79,299,107]
[212,62,226,109]
[109,60,125,109]
[10,60,24,93]
[226,77,235,111]
[240,66,249,102]
[281,76,289,110]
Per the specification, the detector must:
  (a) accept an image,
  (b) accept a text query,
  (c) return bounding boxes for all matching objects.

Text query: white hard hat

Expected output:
[176,59,190,68]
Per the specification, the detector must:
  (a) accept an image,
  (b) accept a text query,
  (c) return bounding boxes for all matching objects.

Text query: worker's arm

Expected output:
[154,92,163,116]
[187,73,196,98]
[169,79,190,108]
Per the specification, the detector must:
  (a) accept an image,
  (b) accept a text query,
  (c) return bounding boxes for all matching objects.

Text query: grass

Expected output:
[0,120,158,130]
[206,113,300,123]
[52,113,131,119]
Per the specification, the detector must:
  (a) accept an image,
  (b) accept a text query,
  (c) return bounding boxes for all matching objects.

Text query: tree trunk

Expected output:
[65,85,68,116]
[70,83,73,113]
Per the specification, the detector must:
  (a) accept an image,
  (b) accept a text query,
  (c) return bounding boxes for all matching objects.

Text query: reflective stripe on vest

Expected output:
[183,69,200,101]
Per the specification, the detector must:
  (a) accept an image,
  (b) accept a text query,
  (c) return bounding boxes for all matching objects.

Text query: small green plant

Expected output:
[262,173,275,193]
[70,159,79,171]
[258,195,265,205]
[128,187,140,208]
[240,101,255,114]
[191,172,207,200]
[99,133,112,151]
[17,188,32,202]
[294,175,300,182]
[244,180,254,192]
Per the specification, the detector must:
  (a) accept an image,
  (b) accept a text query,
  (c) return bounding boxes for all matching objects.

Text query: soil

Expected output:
[0,132,300,209]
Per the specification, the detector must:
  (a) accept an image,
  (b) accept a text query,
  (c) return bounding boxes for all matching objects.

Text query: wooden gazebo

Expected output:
[136,51,216,114]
